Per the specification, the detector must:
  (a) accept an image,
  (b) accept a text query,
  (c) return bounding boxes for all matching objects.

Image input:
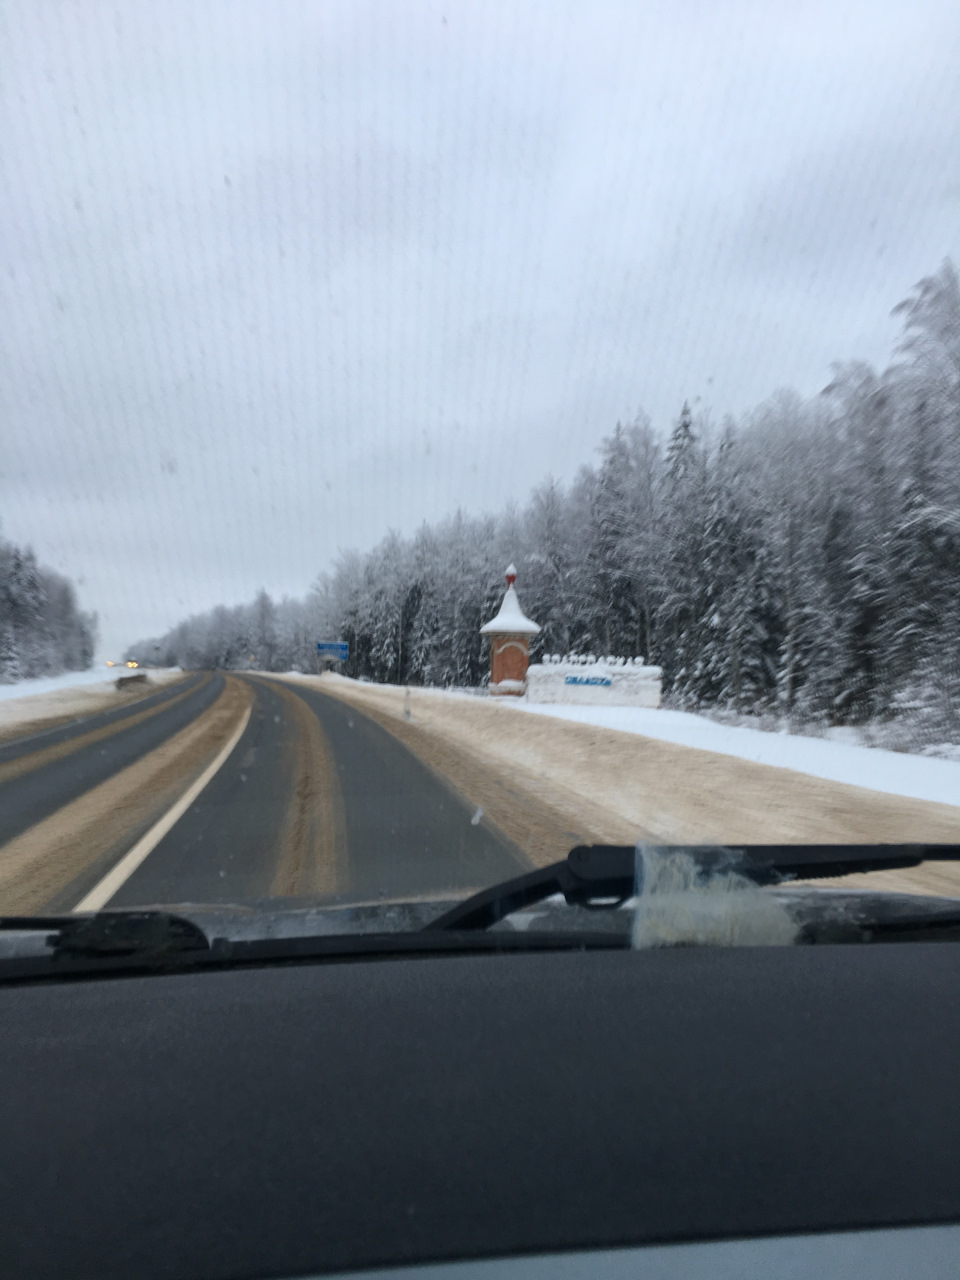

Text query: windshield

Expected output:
[2,0,959,929]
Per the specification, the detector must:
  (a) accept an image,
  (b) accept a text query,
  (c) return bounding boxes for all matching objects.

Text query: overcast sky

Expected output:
[2,0,958,658]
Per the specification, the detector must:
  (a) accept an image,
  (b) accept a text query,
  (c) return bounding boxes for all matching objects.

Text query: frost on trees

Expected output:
[0,541,96,682]
[129,259,960,745]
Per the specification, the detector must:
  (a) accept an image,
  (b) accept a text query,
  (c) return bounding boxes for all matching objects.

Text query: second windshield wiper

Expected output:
[425,843,960,931]
[0,910,211,960]
[0,905,629,985]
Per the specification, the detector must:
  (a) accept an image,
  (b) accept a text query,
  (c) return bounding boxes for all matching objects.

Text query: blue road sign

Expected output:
[317,641,349,662]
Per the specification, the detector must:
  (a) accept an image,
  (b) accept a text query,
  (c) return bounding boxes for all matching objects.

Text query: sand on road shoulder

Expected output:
[256,678,347,899]
[272,674,960,896]
[264,673,642,867]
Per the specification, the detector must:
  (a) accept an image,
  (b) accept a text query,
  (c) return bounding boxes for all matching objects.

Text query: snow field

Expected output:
[515,702,960,810]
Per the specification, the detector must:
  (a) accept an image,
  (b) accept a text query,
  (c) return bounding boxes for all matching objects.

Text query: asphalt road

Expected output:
[110,677,527,908]
[0,672,207,766]
[0,674,222,849]
[0,674,528,913]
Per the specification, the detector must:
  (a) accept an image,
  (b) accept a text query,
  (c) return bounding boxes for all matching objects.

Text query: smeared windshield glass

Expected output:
[1,1,958,927]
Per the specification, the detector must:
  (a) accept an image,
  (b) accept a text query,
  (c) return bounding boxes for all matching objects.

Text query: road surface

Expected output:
[0,673,220,849]
[0,673,528,915]
[4,670,960,916]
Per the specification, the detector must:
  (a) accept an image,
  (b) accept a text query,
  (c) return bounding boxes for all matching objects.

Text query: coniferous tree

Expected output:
[0,538,95,682]
[129,260,960,745]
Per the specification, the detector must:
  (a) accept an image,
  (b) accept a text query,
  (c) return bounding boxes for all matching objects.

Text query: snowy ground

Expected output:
[304,674,960,813]
[0,668,185,738]
[516,701,960,810]
[691,705,960,764]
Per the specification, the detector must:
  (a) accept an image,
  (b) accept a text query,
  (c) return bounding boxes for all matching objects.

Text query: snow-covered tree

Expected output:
[0,538,95,682]
[131,259,960,741]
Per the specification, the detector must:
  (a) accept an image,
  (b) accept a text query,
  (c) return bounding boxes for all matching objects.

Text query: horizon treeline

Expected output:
[128,259,960,736]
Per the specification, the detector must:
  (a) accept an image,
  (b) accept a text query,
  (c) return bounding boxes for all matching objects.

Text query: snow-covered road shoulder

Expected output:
[516,702,960,810]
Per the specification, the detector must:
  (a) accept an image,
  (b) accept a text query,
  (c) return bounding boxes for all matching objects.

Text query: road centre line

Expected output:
[73,703,252,913]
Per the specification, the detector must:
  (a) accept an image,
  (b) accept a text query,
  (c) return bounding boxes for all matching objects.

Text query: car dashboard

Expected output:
[1,944,959,1278]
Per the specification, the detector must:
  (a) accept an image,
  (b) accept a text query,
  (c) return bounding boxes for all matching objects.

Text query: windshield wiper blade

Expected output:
[425,843,960,931]
[0,922,630,985]
[0,910,210,960]
[424,845,636,931]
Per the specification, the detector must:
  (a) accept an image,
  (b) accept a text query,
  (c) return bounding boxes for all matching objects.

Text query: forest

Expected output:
[128,260,960,741]
[0,538,97,682]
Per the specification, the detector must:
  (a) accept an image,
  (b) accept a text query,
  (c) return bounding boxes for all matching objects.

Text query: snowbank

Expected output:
[516,702,960,810]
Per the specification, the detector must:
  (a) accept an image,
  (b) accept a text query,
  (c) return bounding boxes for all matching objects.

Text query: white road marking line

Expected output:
[73,704,252,913]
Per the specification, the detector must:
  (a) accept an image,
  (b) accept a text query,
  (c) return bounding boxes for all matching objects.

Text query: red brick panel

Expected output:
[491,635,529,691]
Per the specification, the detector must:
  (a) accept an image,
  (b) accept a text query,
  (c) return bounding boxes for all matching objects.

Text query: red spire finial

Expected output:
[505,562,517,586]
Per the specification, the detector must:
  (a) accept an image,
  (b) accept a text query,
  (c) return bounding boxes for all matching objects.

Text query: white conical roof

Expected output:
[480,569,541,635]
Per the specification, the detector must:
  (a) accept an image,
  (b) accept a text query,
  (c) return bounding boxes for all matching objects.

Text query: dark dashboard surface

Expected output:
[1,945,958,1280]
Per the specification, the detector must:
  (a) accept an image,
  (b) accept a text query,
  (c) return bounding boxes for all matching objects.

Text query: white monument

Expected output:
[525,653,662,707]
